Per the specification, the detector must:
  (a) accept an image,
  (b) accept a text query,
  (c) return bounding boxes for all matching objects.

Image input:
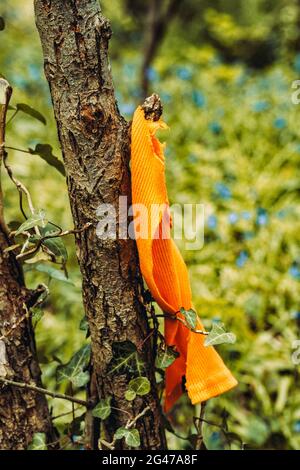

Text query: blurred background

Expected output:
[1,0,300,450]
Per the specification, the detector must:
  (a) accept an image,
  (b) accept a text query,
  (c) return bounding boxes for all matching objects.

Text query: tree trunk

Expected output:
[0,79,54,450]
[34,0,166,450]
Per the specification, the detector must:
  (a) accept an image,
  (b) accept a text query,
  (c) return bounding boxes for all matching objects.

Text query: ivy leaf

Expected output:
[43,238,68,261]
[114,428,140,448]
[28,144,65,176]
[27,432,47,450]
[128,377,151,396]
[29,263,73,284]
[180,307,198,329]
[56,344,91,387]
[155,344,179,369]
[71,370,90,388]
[204,322,236,347]
[15,210,48,236]
[92,396,112,420]
[0,17,5,31]
[79,316,89,331]
[31,307,44,327]
[108,341,144,376]
[125,390,136,401]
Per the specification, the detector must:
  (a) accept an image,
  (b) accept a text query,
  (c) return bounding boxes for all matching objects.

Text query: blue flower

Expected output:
[236,250,249,268]
[256,208,268,226]
[161,92,171,103]
[214,182,231,200]
[294,421,300,433]
[28,64,41,81]
[273,117,287,129]
[289,263,300,281]
[207,214,217,230]
[176,67,192,80]
[252,101,269,113]
[291,311,300,320]
[228,212,239,224]
[209,121,222,134]
[241,211,251,220]
[192,90,206,108]
[146,67,159,82]
[123,63,136,80]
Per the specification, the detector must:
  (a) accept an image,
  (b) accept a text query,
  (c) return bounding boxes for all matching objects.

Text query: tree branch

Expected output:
[0,377,90,407]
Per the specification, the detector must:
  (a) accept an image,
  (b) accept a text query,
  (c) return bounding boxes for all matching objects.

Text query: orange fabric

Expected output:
[131,106,237,411]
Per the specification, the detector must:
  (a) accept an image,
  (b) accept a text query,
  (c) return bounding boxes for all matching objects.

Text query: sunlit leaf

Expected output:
[125,390,136,401]
[15,210,47,236]
[204,322,236,347]
[27,433,47,450]
[114,427,140,448]
[31,307,44,327]
[128,376,150,396]
[180,307,198,329]
[56,344,91,387]
[92,396,112,420]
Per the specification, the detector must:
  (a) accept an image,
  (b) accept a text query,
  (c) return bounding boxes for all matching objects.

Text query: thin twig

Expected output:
[6,109,18,125]
[125,405,150,429]
[99,406,151,450]
[13,222,92,260]
[4,145,31,154]
[0,377,89,407]
[155,313,209,335]
[0,78,12,235]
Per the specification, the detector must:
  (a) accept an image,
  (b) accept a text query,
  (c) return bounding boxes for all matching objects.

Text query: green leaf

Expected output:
[16,103,46,125]
[28,144,65,176]
[114,428,140,448]
[128,377,151,396]
[180,307,198,329]
[204,322,236,347]
[31,263,73,284]
[15,210,48,236]
[125,390,136,401]
[71,370,90,388]
[27,433,47,450]
[31,307,44,327]
[42,236,68,261]
[108,341,144,376]
[56,344,91,387]
[0,17,5,31]
[92,396,112,420]
[155,344,179,369]
[79,316,89,331]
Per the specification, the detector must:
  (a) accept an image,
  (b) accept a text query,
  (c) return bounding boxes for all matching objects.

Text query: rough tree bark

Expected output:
[0,79,54,449]
[34,0,166,450]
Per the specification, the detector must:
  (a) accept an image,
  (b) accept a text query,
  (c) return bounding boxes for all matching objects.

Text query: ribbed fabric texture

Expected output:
[131,106,237,411]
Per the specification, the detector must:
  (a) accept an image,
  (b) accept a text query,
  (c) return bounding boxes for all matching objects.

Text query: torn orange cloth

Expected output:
[131,106,237,411]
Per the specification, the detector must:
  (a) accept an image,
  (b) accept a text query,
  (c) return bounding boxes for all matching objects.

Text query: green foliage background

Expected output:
[1,0,300,450]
